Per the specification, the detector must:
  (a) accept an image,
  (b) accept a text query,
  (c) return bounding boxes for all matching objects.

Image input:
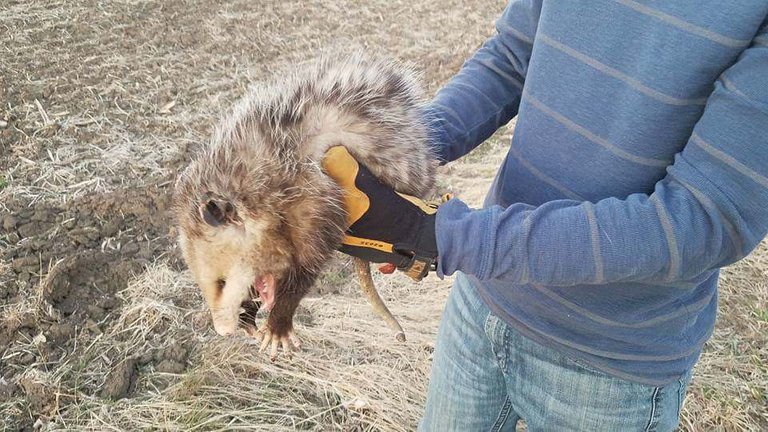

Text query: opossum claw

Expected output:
[258,326,271,352]
[255,324,301,360]
[270,338,280,361]
[288,331,302,349]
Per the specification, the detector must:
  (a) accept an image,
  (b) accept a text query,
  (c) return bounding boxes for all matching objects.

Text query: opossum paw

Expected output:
[255,324,302,361]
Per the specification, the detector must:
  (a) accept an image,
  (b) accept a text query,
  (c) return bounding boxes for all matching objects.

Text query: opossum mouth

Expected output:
[238,274,275,329]
[249,280,263,302]
[242,275,275,312]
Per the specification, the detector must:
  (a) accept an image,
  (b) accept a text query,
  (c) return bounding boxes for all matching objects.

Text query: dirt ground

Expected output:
[1,1,766,431]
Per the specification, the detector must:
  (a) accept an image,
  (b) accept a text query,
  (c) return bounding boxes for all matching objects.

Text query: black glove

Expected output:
[322,146,447,281]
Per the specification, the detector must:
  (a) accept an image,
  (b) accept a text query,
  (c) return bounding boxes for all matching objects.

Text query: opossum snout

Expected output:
[199,195,238,226]
[213,320,237,336]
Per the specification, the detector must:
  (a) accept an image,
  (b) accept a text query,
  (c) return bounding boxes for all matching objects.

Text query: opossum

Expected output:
[173,54,436,359]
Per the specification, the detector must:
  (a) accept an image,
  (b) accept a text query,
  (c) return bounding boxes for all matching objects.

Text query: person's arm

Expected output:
[427,0,541,164]
[437,26,768,285]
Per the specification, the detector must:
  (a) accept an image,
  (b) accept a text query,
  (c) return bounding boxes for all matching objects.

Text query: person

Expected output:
[324,1,768,430]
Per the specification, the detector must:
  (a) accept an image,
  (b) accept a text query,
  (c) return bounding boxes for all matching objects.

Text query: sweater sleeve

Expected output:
[426,0,541,164]
[436,26,768,286]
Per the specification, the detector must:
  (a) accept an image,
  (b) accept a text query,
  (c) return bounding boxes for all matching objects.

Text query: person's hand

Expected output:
[322,146,447,281]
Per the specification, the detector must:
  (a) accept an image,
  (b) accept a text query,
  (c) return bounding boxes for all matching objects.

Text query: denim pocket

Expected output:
[646,371,693,431]
[484,314,510,371]
[644,386,663,432]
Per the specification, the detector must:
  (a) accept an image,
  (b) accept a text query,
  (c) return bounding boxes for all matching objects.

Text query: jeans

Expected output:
[420,273,693,432]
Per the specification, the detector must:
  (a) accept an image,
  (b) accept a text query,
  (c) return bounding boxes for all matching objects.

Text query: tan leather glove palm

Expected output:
[322,146,442,281]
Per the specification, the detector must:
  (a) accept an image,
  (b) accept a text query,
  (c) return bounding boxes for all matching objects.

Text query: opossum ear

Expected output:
[200,198,238,226]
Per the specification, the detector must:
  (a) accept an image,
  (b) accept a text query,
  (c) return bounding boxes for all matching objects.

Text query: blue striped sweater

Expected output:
[430,0,768,385]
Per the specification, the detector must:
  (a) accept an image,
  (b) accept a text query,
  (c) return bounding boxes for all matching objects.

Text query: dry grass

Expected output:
[3,261,451,431]
[2,0,766,431]
[680,247,768,431]
[0,0,495,204]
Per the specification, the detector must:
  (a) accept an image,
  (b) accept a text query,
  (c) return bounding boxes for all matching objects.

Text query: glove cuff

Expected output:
[394,212,438,281]
[397,254,436,281]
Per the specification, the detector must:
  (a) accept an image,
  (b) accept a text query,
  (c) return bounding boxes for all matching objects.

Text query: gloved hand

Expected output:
[322,146,447,281]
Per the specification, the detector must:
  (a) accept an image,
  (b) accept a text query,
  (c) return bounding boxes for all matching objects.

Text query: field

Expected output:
[1,0,766,430]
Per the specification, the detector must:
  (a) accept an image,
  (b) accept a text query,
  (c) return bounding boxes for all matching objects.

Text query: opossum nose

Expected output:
[213,321,235,336]
[215,328,232,336]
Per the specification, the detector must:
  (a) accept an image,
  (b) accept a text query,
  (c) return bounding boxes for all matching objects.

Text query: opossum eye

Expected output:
[201,199,236,226]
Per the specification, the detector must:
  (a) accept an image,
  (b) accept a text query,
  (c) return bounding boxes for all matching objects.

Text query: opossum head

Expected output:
[176,190,290,336]
[173,141,344,336]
